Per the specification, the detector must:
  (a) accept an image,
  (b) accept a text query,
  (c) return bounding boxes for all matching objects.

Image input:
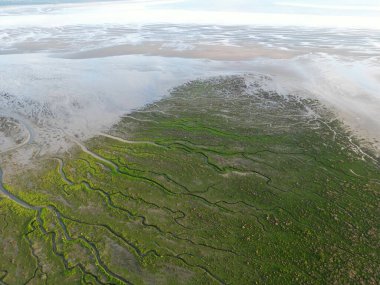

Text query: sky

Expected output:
[0,0,379,29]
[162,0,380,16]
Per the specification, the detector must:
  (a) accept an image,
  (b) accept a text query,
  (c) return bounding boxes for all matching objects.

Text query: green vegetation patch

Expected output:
[0,76,379,285]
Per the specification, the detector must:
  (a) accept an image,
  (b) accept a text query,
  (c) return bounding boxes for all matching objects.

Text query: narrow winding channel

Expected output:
[0,169,40,211]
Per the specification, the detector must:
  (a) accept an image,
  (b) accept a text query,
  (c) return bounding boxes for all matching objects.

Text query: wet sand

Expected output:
[61,42,300,60]
[59,41,379,62]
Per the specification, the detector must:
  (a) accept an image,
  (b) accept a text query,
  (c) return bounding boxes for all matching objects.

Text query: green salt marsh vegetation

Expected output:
[0,76,379,284]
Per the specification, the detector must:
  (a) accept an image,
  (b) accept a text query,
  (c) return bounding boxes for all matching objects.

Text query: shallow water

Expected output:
[0,53,250,155]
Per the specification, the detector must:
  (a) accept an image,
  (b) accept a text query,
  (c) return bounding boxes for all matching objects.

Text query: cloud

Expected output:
[1,0,379,29]
[275,1,380,11]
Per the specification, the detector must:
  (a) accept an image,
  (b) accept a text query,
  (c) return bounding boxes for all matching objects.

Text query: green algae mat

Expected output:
[0,76,379,284]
